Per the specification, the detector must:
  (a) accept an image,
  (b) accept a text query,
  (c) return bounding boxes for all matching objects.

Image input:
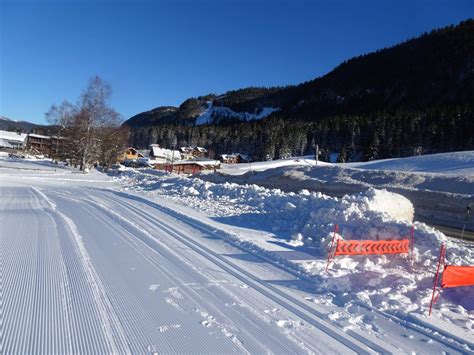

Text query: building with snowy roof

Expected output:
[149,144,181,164]
[219,153,252,164]
[0,130,28,150]
[192,147,208,158]
[26,133,52,155]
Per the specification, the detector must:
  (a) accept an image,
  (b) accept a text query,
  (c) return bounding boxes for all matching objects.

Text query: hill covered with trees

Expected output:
[124,19,474,161]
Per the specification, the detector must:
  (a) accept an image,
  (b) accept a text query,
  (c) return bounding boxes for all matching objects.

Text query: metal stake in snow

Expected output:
[315,144,319,165]
[429,243,446,317]
[325,224,339,273]
[460,206,471,240]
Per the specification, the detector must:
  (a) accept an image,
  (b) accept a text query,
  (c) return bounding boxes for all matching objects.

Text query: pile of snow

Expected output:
[203,154,474,230]
[113,168,473,329]
[360,188,414,222]
[213,156,320,175]
[347,151,474,176]
[195,102,279,125]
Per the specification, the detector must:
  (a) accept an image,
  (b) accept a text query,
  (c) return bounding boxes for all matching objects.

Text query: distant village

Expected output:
[0,129,253,174]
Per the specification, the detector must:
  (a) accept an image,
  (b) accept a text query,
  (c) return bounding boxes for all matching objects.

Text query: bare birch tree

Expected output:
[45,76,127,171]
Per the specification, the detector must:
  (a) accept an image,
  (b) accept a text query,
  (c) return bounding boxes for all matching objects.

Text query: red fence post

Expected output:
[429,243,446,316]
[325,224,339,273]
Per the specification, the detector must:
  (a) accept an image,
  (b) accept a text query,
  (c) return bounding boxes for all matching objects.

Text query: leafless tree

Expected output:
[45,100,76,161]
[45,76,128,172]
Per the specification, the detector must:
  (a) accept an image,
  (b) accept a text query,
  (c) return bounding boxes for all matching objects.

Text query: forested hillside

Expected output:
[124,19,474,161]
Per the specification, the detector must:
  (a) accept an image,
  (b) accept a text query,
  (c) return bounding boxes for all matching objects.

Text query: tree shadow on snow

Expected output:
[268,240,322,259]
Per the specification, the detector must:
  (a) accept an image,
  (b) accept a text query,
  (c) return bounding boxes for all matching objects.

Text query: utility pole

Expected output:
[170,146,175,173]
[315,144,319,165]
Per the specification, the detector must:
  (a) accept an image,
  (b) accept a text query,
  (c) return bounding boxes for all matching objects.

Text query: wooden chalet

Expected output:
[192,147,208,158]
[157,159,220,175]
[27,134,52,156]
[219,153,252,164]
[117,147,144,163]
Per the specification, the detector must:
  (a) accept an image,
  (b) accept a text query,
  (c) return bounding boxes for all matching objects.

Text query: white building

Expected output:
[149,144,182,164]
[0,130,28,150]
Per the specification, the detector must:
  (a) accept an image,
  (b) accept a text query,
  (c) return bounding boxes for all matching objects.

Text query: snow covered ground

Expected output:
[346,151,474,176]
[1,155,473,353]
[215,151,474,176]
[203,151,474,231]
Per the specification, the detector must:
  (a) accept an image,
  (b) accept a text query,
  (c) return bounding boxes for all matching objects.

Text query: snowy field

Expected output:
[0,154,473,353]
[215,151,474,176]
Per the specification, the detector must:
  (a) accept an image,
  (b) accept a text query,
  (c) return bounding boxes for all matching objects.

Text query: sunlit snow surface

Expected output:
[0,153,473,353]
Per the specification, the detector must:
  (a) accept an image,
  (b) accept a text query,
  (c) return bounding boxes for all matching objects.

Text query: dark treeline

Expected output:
[130,104,473,162]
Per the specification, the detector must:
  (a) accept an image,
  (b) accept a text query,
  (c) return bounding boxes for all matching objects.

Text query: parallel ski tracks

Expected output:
[70,189,385,354]
[0,187,133,354]
[18,185,471,354]
[46,189,316,353]
[96,189,472,354]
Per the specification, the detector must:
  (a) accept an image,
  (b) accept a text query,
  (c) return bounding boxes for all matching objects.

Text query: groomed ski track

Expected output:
[0,176,472,353]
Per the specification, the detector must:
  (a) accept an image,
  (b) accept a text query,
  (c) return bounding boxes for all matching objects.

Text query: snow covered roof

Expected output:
[220,153,250,161]
[122,147,138,153]
[28,133,51,139]
[150,146,181,160]
[0,130,28,143]
[195,147,207,153]
[137,149,150,157]
[235,153,251,161]
[179,146,193,153]
[172,159,220,167]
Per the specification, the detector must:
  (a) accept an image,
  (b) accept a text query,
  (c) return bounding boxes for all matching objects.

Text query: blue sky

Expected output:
[1,0,472,124]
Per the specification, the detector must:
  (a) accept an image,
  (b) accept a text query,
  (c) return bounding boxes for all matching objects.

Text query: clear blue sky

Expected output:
[1,0,472,124]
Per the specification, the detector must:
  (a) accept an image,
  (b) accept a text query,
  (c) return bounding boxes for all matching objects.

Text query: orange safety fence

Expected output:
[334,239,410,256]
[442,265,474,288]
[325,224,413,272]
[429,244,474,316]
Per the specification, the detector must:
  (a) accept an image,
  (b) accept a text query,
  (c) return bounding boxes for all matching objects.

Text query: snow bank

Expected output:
[347,150,474,176]
[113,169,473,331]
[203,162,474,230]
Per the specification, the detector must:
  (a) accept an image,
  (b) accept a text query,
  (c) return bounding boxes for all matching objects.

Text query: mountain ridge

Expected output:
[123,19,474,161]
[0,115,41,132]
[124,19,474,129]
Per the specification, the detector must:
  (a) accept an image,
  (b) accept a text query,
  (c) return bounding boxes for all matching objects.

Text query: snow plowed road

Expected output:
[0,171,471,353]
